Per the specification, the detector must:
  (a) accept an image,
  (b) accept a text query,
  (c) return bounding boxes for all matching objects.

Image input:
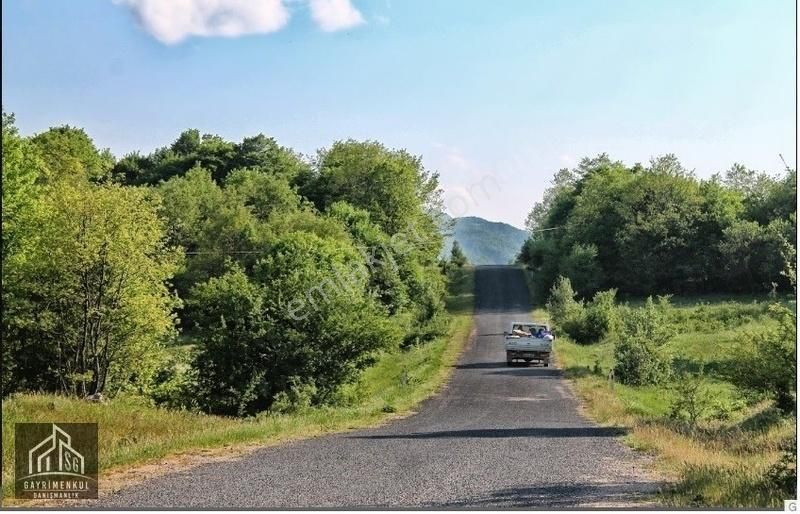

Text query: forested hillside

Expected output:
[441,215,528,265]
[1,114,451,416]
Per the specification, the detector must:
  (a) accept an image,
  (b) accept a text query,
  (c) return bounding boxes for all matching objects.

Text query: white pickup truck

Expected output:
[504,322,554,366]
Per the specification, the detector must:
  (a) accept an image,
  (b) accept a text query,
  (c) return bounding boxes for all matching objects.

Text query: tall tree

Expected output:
[112,129,309,186]
[2,112,47,394]
[306,140,442,240]
[450,241,468,267]
[8,182,180,396]
[31,125,114,183]
[1,113,44,263]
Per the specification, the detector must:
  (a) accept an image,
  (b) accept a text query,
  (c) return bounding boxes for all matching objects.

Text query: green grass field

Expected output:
[536,294,796,508]
[1,268,475,505]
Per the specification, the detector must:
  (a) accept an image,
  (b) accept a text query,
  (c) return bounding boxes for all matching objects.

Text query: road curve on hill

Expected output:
[103,266,661,508]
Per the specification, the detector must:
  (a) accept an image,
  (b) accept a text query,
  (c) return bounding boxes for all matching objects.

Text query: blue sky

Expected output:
[3,0,796,227]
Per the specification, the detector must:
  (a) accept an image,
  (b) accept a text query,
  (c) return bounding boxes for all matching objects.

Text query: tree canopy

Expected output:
[519,154,796,299]
[2,113,450,415]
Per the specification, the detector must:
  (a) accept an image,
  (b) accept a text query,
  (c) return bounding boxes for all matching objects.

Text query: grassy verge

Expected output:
[538,296,795,508]
[1,267,475,504]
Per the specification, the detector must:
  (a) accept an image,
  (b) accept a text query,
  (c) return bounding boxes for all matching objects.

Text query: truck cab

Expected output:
[503,322,554,367]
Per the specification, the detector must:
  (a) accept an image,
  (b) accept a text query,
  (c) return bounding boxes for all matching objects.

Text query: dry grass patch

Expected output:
[548,296,796,508]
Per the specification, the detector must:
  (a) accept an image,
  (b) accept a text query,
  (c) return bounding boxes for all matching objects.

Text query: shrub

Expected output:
[189,267,270,416]
[148,347,199,411]
[674,301,772,333]
[546,276,583,328]
[559,309,589,342]
[255,232,401,404]
[669,373,713,427]
[190,233,404,417]
[730,302,796,414]
[614,336,671,386]
[613,297,674,385]
[579,289,619,343]
[667,368,743,426]
[548,280,618,345]
[269,377,318,414]
[765,439,797,498]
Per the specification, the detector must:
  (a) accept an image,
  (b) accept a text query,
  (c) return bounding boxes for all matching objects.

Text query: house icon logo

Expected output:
[28,424,85,477]
[15,423,98,500]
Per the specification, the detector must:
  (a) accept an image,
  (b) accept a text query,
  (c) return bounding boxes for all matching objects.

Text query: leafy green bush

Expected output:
[668,370,743,426]
[669,373,713,426]
[546,276,583,328]
[147,347,198,411]
[614,337,671,386]
[189,232,405,417]
[558,310,589,342]
[269,377,318,414]
[579,289,619,343]
[613,297,674,385]
[730,303,796,413]
[547,278,618,345]
[764,438,797,498]
[189,266,270,416]
[546,276,590,342]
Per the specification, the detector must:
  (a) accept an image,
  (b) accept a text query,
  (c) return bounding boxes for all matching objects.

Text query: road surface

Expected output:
[103,265,661,508]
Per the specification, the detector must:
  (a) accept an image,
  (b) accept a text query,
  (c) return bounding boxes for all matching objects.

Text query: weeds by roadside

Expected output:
[537,277,797,508]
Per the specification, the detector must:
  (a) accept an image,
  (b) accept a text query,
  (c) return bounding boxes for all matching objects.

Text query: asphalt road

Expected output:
[103,265,661,508]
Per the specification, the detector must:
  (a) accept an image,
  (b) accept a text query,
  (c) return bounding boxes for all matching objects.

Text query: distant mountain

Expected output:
[440,215,529,265]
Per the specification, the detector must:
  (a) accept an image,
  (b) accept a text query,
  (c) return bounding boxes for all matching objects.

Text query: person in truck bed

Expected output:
[511,324,530,336]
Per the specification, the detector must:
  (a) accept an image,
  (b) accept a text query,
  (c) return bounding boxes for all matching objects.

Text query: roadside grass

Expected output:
[1,267,475,504]
[539,296,796,508]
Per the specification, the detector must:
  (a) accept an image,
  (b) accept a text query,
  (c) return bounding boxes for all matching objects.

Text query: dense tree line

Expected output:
[519,154,796,299]
[2,113,447,416]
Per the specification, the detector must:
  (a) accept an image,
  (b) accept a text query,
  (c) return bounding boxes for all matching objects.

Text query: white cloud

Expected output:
[116,0,291,44]
[308,0,364,32]
[559,154,575,166]
[431,142,471,171]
